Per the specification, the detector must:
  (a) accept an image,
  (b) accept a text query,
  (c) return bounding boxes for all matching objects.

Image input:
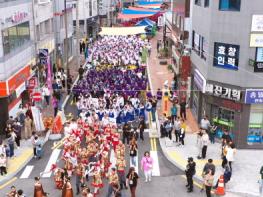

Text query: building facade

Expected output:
[190,0,263,148]
[0,0,35,131]
[72,0,99,38]
[53,0,74,67]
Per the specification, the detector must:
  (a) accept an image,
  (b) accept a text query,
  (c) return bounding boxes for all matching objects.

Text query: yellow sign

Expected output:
[250,34,263,47]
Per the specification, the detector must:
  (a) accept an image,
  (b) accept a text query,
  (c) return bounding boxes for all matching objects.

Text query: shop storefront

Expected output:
[245,89,263,146]
[0,65,31,133]
[191,68,206,122]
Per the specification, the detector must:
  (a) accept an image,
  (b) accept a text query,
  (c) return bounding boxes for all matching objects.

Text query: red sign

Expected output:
[222,99,242,112]
[32,92,42,102]
[0,65,30,97]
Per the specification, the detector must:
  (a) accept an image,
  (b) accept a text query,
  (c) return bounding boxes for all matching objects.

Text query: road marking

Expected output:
[150,151,160,176]
[42,149,61,178]
[150,138,154,151]
[20,165,34,179]
[153,138,157,151]
[0,177,17,190]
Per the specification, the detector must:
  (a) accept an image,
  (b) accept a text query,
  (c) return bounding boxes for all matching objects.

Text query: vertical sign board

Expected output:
[213,42,240,71]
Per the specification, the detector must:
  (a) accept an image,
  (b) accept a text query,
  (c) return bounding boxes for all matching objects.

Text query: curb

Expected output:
[0,131,50,186]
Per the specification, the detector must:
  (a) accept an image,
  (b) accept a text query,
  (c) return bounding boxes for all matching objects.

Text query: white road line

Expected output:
[150,151,160,176]
[20,165,34,179]
[42,149,61,178]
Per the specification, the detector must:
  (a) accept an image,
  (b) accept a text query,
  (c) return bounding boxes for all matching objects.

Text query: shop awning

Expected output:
[127,6,160,12]
[118,13,155,19]
[99,26,147,36]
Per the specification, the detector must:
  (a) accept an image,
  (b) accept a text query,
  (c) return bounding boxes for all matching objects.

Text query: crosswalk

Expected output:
[20,165,34,179]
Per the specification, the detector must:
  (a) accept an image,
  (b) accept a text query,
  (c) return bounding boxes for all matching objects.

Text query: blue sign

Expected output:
[213,42,240,70]
[245,89,263,104]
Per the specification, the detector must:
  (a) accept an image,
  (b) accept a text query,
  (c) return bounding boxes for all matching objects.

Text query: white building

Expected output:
[0,0,35,129]
[72,0,99,38]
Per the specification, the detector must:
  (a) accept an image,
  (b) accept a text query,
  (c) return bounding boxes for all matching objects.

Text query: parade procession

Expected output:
[1,1,263,197]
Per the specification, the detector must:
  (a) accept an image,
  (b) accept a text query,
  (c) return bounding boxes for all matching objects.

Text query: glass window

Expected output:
[2,22,30,55]
[248,112,263,145]
[2,29,10,54]
[201,36,207,60]
[219,0,241,11]
[195,0,201,6]
[89,0,92,16]
[204,0,209,7]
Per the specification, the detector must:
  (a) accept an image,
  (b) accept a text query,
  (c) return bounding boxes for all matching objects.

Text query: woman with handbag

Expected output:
[126,167,139,197]
[129,138,138,167]
[140,151,153,182]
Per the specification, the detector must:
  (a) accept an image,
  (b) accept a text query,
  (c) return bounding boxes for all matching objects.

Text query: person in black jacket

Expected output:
[185,157,196,192]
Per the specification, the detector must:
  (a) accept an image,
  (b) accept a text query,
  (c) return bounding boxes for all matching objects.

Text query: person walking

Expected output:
[62,177,74,197]
[200,116,211,131]
[185,157,196,192]
[196,129,203,159]
[174,117,181,143]
[122,123,131,145]
[204,170,214,197]
[126,167,139,197]
[178,119,186,146]
[106,168,119,197]
[34,177,47,197]
[78,65,85,80]
[138,117,146,142]
[75,162,85,195]
[31,132,37,158]
[24,115,33,139]
[201,130,210,159]
[129,138,138,167]
[226,142,236,172]
[151,96,157,122]
[141,151,153,182]
[13,119,22,149]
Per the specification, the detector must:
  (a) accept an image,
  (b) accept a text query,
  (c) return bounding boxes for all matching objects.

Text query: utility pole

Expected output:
[76,0,80,68]
[64,0,69,91]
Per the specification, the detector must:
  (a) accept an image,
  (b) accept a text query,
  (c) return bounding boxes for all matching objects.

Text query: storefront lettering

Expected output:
[206,83,241,101]
[5,12,28,24]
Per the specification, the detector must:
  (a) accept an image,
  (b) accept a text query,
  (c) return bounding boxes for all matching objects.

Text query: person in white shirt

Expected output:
[200,116,211,131]
[42,84,51,105]
[174,117,181,143]
[201,130,210,159]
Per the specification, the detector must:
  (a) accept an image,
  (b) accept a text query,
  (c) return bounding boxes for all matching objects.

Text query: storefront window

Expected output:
[248,112,263,145]
[2,21,30,55]
[211,105,235,138]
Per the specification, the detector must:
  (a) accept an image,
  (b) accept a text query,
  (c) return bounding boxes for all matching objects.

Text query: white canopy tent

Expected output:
[99,26,147,36]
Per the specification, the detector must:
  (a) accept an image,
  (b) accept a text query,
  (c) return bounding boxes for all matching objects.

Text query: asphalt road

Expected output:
[0,98,205,197]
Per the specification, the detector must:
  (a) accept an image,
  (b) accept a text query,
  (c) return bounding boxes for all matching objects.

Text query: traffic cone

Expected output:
[216,175,225,196]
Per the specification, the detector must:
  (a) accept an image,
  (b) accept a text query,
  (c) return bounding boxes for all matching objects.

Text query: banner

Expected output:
[47,56,52,89]
[31,106,45,132]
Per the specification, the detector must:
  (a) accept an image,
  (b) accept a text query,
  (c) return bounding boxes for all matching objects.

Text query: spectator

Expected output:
[24,115,33,139]
[7,185,17,197]
[78,65,85,80]
[200,116,211,131]
[150,96,157,122]
[201,130,210,159]
[42,84,51,106]
[0,153,7,175]
[203,159,216,175]
[226,142,236,172]
[17,189,26,197]
[126,167,139,197]
[173,117,181,143]
[204,170,214,197]
[165,117,173,140]
[209,125,217,144]
[31,132,37,158]
[196,129,203,159]
[138,117,146,142]
[141,151,153,182]
[0,140,6,157]
[185,157,196,193]
[7,133,15,158]
[52,95,59,117]
[179,99,187,120]
[13,119,22,149]
[170,103,177,123]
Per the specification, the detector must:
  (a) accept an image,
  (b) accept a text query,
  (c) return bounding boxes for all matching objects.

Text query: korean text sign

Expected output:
[213,42,240,70]
[245,89,263,104]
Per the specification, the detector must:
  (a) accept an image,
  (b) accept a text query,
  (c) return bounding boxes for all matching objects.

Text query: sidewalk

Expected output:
[147,30,261,197]
[0,57,80,186]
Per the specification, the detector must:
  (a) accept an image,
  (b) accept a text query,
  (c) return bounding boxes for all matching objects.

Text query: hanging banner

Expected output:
[47,56,52,89]
[31,106,45,132]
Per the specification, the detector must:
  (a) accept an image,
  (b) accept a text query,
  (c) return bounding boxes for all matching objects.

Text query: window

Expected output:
[2,22,30,55]
[248,106,263,145]
[201,36,207,60]
[194,0,201,6]
[204,0,210,7]
[89,0,92,16]
[219,0,241,11]
[192,31,200,55]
